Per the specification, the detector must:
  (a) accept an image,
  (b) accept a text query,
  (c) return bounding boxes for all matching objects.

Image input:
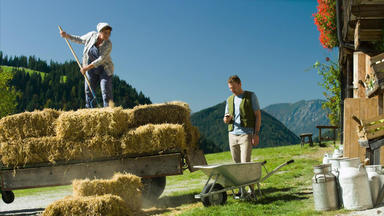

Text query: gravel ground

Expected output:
[0,188,72,215]
[0,179,202,216]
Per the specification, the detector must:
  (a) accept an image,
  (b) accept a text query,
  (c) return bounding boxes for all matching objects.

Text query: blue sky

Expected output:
[0,0,337,112]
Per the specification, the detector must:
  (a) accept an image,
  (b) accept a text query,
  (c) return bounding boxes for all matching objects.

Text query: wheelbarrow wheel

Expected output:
[2,190,14,204]
[201,183,227,207]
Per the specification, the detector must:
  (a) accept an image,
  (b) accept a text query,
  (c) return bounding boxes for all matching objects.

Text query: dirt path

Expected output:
[339,204,384,216]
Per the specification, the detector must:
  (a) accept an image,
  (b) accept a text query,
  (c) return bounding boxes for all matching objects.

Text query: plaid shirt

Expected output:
[68,31,114,76]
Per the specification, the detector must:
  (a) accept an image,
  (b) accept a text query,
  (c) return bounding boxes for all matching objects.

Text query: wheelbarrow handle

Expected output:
[261,160,267,166]
[287,159,294,164]
[260,159,294,183]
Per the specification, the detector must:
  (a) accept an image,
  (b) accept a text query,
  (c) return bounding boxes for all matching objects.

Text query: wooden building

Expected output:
[338,0,384,164]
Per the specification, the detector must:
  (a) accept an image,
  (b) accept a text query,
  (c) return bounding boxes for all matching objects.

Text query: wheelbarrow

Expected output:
[194,160,294,206]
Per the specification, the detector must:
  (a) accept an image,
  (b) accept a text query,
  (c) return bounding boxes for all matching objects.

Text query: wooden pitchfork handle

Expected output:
[58,25,96,97]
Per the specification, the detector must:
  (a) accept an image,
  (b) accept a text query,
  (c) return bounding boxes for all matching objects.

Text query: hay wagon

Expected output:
[0,148,206,205]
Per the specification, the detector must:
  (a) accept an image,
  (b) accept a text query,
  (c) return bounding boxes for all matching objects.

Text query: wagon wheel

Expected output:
[201,183,227,207]
[142,176,166,202]
[2,190,14,204]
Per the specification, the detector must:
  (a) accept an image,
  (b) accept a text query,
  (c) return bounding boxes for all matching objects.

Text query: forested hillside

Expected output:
[0,52,151,114]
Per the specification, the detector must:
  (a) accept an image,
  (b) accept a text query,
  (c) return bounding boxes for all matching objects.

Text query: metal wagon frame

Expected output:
[194,160,294,206]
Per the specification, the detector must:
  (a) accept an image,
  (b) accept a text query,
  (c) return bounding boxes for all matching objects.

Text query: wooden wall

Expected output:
[343,96,384,164]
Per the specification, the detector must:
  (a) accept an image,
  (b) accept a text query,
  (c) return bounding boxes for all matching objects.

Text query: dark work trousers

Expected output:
[85,45,113,108]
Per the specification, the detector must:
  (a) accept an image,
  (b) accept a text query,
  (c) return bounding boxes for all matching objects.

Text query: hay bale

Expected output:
[0,137,63,166]
[0,101,197,166]
[41,194,131,216]
[55,107,128,141]
[0,135,122,167]
[72,173,142,213]
[121,124,186,155]
[126,101,191,128]
[0,109,61,141]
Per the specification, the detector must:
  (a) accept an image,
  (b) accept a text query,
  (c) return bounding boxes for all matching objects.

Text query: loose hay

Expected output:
[41,194,131,216]
[72,173,142,213]
[121,124,186,155]
[0,109,61,141]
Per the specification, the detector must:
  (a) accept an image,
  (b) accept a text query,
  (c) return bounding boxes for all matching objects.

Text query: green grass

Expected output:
[13,185,71,197]
[155,142,350,216]
[8,142,349,215]
[0,65,47,79]
[0,65,67,82]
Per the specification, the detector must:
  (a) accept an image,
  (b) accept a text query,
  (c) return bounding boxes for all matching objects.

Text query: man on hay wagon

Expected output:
[60,22,114,108]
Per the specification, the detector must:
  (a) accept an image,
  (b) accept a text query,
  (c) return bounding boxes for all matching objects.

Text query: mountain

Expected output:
[263,99,330,137]
[191,101,300,153]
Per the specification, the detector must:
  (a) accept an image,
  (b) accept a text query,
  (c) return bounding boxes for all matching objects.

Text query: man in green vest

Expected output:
[224,75,261,197]
[224,75,261,162]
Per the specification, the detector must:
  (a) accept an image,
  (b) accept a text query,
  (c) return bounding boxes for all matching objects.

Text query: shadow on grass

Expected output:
[143,192,199,209]
[255,192,308,204]
[142,192,200,216]
[259,187,293,194]
[228,187,310,205]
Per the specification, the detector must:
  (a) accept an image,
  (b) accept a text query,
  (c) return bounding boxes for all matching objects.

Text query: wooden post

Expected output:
[353,52,368,98]
[354,20,360,50]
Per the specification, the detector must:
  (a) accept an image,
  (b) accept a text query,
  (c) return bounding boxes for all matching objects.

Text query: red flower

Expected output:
[313,0,338,49]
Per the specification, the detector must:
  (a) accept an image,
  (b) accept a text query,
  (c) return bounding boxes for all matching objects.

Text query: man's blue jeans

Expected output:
[85,68,113,108]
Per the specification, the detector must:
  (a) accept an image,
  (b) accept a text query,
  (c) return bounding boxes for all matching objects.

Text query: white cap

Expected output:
[97,22,112,32]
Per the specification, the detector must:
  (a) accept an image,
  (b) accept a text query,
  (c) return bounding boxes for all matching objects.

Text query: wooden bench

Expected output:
[300,133,313,148]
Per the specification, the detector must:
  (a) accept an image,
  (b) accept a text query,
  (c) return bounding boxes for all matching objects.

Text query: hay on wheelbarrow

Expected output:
[55,107,128,141]
[121,123,186,155]
[0,135,122,167]
[72,172,142,213]
[41,194,131,216]
[0,109,61,141]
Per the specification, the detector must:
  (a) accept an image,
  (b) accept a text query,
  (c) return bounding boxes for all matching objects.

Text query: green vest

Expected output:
[227,91,256,132]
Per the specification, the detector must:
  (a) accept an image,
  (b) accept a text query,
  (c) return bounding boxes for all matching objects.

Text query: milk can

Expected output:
[333,148,343,159]
[366,165,381,206]
[377,166,384,205]
[338,158,373,210]
[328,157,345,177]
[312,164,339,211]
[323,153,331,164]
